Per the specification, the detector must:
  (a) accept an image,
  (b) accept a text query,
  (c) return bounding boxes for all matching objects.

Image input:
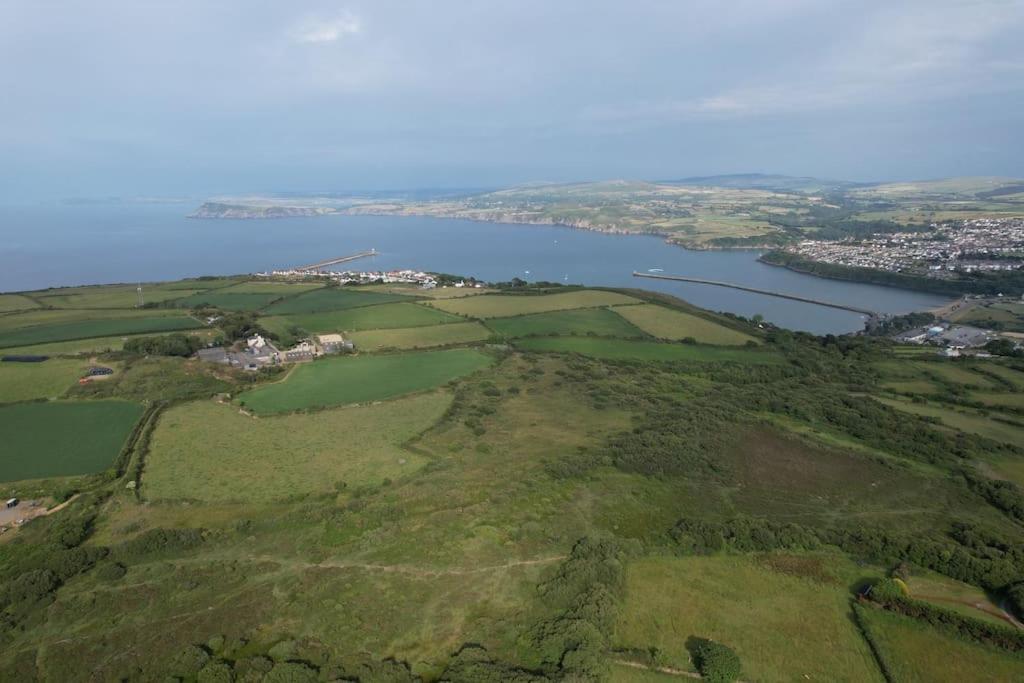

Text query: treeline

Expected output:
[124,333,209,357]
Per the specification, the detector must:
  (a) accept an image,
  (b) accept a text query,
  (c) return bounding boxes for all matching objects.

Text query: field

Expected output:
[980,363,1024,389]
[262,302,463,336]
[485,307,644,339]
[971,391,1024,410]
[239,348,493,414]
[615,555,882,681]
[904,570,1010,627]
[0,358,94,402]
[952,301,1024,332]
[348,321,491,351]
[173,291,285,311]
[859,607,1024,682]
[874,396,1024,447]
[262,287,412,314]
[29,283,212,309]
[612,303,757,345]
[427,290,639,318]
[0,294,40,312]
[215,280,324,295]
[0,329,217,356]
[515,336,781,363]
[0,314,203,348]
[0,400,143,481]
[144,393,450,503]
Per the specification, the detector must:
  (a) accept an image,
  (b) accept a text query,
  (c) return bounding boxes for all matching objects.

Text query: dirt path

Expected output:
[258,553,567,578]
[916,592,1023,630]
[614,660,702,679]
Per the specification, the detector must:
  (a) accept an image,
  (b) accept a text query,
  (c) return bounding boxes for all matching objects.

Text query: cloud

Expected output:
[289,11,361,44]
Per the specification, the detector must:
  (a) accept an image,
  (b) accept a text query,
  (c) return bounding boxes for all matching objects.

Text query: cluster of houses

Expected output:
[895,323,998,356]
[197,332,354,371]
[254,269,444,287]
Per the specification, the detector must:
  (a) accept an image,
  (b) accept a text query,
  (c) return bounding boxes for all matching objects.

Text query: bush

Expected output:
[95,561,127,582]
[170,645,211,676]
[197,659,234,683]
[263,662,319,683]
[690,638,741,683]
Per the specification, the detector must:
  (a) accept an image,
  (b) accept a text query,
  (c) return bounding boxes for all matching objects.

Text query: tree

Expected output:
[689,638,741,683]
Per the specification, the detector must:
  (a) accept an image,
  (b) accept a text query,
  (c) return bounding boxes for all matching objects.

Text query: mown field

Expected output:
[239,348,493,414]
[0,314,203,348]
[173,291,285,311]
[427,290,639,318]
[144,393,450,503]
[0,400,142,481]
[516,336,781,363]
[612,303,757,345]
[262,302,463,337]
[0,358,95,403]
[485,307,644,339]
[262,287,411,314]
[859,607,1024,682]
[348,321,491,351]
[615,555,883,681]
[29,279,241,308]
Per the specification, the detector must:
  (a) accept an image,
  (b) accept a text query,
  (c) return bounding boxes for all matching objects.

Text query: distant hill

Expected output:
[663,173,864,193]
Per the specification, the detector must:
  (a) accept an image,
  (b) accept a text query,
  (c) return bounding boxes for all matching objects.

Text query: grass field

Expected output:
[427,290,639,318]
[970,391,1024,410]
[0,294,40,312]
[173,291,285,311]
[0,315,203,348]
[612,303,757,345]
[874,396,1024,447]
[615,555,883,681]
[515,336,781,363]
[263,302,463,336]
[348,321,491,351]
[485,307,644,339]
[859,606,1024,682]
[0,329,217,356]
[216,280,324,295]
[904,570,1009,627]
[919,362,997,388]
[239,348,493,414]
[30,283,207,309]
[0,400,143,481]
[144,393,450,503]
[980,363,1024,389]
[262,287,412,314]
[0,358,94,402]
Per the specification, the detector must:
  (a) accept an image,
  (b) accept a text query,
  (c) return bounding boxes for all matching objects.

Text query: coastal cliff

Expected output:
[189,202,337,219]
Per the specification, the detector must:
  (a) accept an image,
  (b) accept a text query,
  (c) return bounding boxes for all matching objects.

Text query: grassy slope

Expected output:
[0,315,203,348]
[239,349,493,414]
[262,287,411,314]
[144,393,450,503]
[0,358,95,402]
[515,336,781,363]
[485,307,645,339]
[348,321,491,351]
[612,303,758,345]
[428,290,639,318]
[0,294,40,312]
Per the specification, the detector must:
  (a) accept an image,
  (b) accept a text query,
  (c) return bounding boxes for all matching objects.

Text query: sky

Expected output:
[1,0,1023,199]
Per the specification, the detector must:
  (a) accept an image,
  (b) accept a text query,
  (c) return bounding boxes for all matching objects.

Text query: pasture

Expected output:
[904,570,1009,627]
[173,291,284,311]
[612,303,757,345]
[30,282,223,308]
[144,392,449,502]
[615,555,882,681]
[0,294,40,312]
[239,348,493,414]
[0,358,94,403]
[874,396,1024,447]
[485,307,644,339]
[0,329,217,356]
[0,400,143,481]
[215,280,324,295]
[348,321,491,351]
[427,290,639,318]
[859,607,1024,682]
[970,391,1024,410]
[0,314,203,348]
[980,363,1024,389]
[263,302,463,335]
[515,336,781,364]
[262,287,411,314]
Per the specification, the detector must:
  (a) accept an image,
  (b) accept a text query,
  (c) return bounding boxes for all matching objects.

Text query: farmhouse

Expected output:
[284,340,316,362]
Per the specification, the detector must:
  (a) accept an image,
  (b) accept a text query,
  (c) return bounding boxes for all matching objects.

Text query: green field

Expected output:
[515,336,781,363]
[874,396,1024,447]
[28,279,243,308]
[615,555,882,681]
[144,393,450,503]
[0,294,40,312]
[216,280,324,295]
[0,400,143,481]
[485,307,644,339]
[612,303,758,345]
[980,363,1024,389]
[262,287,412,314]
[0,358,95,403]
[859,607,1024,682]
[0,329,217,356]
[970,391,1024,410]
[239,348,493,414]
[428,290,639,318]
[0,315,203,348]
[904,570,1010,627]
[173,291,285,311]
[919,362,997,388]
[263,302,463,336]
[348,321,491,351]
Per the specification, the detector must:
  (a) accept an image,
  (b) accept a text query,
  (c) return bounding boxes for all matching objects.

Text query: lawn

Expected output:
[427,290,639,318]
[348,321,491,351]
[0,400,143,481]
[239,348,493,414]
[263,302,463,336]
[485,308,645,339]
[0,315,203,348]
[615,555,882,682]
[262,287,412,314]
[859,606,1024,682]
[144,393,450,503]
[612,303,757,345]
[874,396,1024,447]
[0,358,95,402]
[515,336,781,364]
[0,294,40,312]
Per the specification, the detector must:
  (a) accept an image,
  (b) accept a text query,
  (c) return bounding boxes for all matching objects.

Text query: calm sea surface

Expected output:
[0,203,949,334]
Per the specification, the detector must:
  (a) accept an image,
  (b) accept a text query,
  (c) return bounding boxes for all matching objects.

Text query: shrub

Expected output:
[690,638,741,683]
[263,662,319,683]
[197,659,234,683]
[170,645,211,676]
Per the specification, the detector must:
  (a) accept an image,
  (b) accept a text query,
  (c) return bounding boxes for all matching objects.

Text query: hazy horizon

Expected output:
[2,0,1023,201]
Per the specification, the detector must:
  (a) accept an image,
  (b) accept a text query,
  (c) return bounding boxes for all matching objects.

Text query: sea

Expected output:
[0,202,950,334]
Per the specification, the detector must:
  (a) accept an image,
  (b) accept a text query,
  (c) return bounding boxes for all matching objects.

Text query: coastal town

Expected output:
[255,268,446,287]
[785,217,1024,277]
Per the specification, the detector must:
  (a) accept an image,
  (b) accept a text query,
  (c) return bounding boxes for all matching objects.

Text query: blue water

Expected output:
[0,203,949,334]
